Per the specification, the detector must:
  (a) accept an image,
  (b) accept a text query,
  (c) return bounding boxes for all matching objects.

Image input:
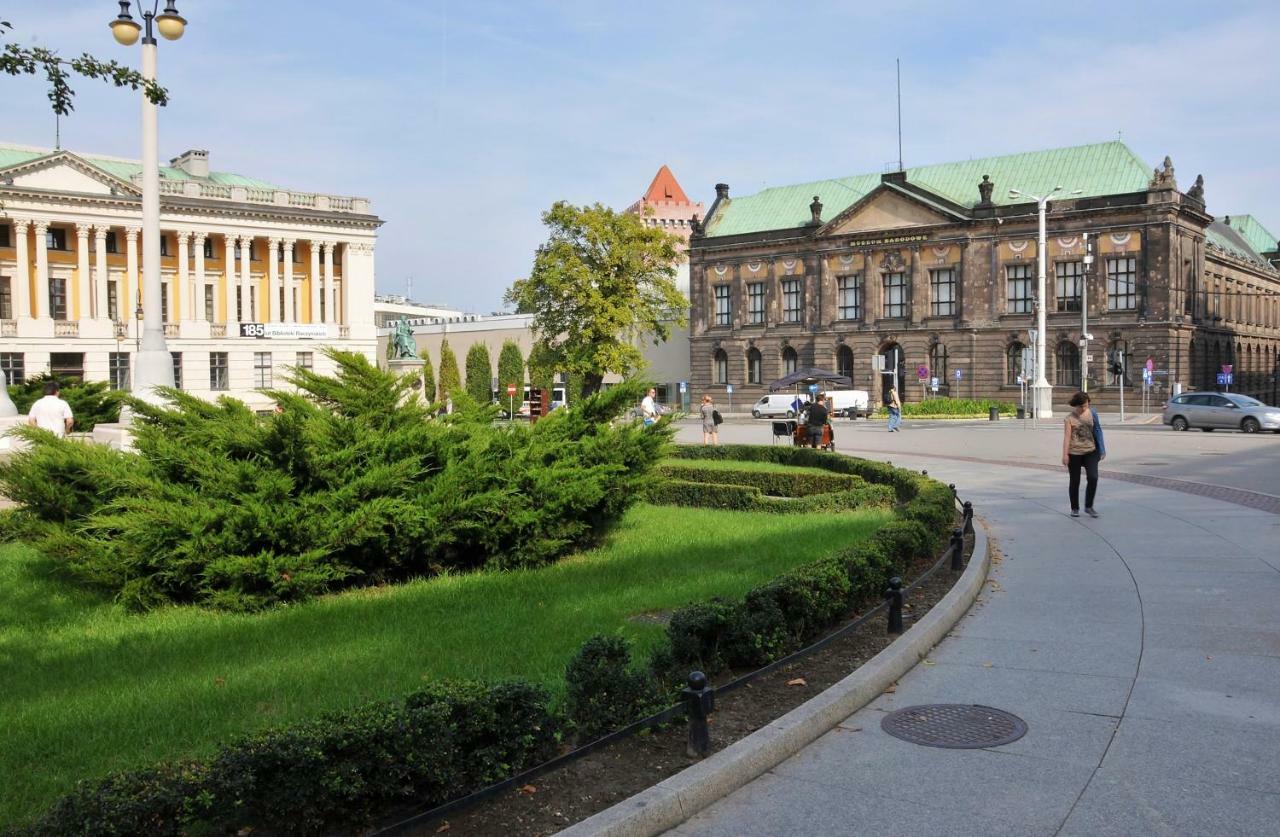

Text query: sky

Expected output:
[4,1,1279,313]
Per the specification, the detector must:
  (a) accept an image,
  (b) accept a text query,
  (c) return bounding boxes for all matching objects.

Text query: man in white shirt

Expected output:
[640,388,658,426]
[27,381,74,438]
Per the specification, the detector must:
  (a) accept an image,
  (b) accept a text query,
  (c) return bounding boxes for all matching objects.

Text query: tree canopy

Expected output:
[505,201,687,395]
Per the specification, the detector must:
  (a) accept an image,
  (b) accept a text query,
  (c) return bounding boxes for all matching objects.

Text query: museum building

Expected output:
[0,142,381,410]
[686,141,1280,410]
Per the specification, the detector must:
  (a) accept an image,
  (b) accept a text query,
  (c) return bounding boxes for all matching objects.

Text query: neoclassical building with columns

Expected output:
[0,143,380,409]
[688,141,1280,410]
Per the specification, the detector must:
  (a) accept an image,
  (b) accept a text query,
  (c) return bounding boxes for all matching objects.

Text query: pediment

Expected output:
[0,151,140,197]
[823,185,961,236]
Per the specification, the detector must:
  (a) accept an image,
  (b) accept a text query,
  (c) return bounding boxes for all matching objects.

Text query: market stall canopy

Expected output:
[768,367,853,392]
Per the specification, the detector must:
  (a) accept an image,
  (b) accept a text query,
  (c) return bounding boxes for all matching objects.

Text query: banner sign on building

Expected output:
[240,323,331,339]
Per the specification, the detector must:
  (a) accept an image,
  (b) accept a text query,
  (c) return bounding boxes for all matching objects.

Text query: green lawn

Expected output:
[0,502,891,825]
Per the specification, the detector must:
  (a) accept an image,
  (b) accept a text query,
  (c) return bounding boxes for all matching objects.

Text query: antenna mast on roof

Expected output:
[54,111,61,151]
[895,58,903,171]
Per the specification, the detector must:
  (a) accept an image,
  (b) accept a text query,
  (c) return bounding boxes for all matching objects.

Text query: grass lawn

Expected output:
[0,502,891,825]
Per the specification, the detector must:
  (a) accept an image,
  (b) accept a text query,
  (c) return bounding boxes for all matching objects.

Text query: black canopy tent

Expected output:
[767,367,853,392]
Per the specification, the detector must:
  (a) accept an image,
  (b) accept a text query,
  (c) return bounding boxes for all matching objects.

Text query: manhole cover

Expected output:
[880,704,1027,749]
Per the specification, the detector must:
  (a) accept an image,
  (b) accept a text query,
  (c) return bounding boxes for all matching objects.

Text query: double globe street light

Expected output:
[109,1,187,403]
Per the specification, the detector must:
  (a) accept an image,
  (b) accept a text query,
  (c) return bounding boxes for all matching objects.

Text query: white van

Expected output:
[751,393,805,418]
[826,389,872,419]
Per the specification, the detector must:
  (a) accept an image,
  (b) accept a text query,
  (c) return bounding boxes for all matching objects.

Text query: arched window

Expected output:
[929,343,949,392]
[713,349,728,385]
[1006,342,1025,386]
[836,345,854,380]
[1055,342,1080,388]
[782,346,798,375]
[746,347,762,385]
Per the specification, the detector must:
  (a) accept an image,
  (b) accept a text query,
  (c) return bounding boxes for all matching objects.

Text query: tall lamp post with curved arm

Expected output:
[109,1,187,403]
[1008,185,1082,419]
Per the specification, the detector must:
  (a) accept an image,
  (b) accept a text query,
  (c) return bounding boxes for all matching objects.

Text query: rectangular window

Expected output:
[781,279,801,323]
[204,284,215,322]
[1006,264,1034,314]
[250,287,257,322]
[105,231,119,254]
[278,287,286,322]
[159,234,170,257]
[0,277,11,320]
[713,284,731,326]
[0,353,23,385]
[1107,257,1137,311]
[236,286,243,321]
[108,352,130,390]
[837,274,863,320]
[50,352,84,381]
[0,223,10,248]
[108,281,119,321]
[747,282,765,324]
[210,352,229,391]
[930,268,956,317]
[171,352,183,390]
[160,282,170,322]
[883,272,907,318]
[319,291,326,322]
[46,227,68,251]
[296,351,313,370]
[203,237,214,259]
[254,351,272,388]
[1055,261,1083,312]
[49,277,68,320]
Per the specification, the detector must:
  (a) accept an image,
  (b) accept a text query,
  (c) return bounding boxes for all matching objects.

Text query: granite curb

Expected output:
[557,515,992,837]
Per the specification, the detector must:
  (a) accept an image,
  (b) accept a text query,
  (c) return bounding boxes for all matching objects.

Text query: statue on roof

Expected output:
[1149,155,1177,190]
[388,317,418,360]
[809,195,823,225]
[1187,174,1205,203]
[689,213,703,238]
[978,174,994,205]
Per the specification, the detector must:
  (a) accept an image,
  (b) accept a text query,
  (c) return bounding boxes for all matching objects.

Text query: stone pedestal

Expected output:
[388,358,429,403]
[0,416,28,453]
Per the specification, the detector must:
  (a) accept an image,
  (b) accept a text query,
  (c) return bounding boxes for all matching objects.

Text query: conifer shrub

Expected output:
[464,342,493,404]
[438,338,462,400]
[0,351,669,611]
[496,340,525,401]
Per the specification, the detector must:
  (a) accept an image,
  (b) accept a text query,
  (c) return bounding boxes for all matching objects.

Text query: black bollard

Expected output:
[949,483,957,497]
[963,501,974,535]
[950,527,965,571]
[886,576,904,634]
[682,671,715,758]
[922,469,928,477]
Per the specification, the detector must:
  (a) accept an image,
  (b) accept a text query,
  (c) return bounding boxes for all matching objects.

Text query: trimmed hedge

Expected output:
[645,477,893,514]
[14,682,560,836]
[655,462,862,497]
[877,397,1016,417]
[565,635,665,740]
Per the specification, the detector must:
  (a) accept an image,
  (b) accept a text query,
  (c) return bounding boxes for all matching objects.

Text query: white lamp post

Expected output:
[1008,185,1081,419]
[110,1,187,404]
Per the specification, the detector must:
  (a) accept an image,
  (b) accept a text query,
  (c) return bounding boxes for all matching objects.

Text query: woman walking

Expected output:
[886,388,902,432]
[1061,391,1106,517]
[700,394,720,446]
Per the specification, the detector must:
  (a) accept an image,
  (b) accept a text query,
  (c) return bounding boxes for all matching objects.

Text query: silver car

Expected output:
[1162,392,1280,433]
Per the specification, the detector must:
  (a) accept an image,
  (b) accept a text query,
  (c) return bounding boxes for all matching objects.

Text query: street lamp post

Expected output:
[109,1,187,404]
[1008,186,1082,419]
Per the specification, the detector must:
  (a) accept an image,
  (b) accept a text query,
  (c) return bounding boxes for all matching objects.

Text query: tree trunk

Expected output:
[582,372,605,397]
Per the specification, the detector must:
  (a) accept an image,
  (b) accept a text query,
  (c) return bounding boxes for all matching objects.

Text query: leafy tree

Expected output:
[496,340,525,400]
[419,346,436,403]
[505,201,687,396]
[438,339,461,402]
[527,345,556,400]
[1,20,168,115]
[464,343,493,404]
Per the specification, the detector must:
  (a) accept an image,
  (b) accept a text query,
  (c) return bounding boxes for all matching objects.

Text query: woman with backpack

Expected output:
[701,394,721,446]
[1061,391,1106,518]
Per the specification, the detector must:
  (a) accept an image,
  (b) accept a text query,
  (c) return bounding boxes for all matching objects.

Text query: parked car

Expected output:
[826,389,872,419]
[752,393,805,418]
[1162,392,1280,433]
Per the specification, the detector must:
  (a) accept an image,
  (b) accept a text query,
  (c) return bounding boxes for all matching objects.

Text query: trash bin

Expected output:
[989,406,1000,421]
[1016,406,1025,420]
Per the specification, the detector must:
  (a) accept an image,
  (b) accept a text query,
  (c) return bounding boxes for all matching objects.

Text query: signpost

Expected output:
[1221,364,1233,392]
[726,383,733,412]
[507,383,517,419]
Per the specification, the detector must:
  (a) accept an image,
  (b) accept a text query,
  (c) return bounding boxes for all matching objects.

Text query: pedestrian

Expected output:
[1061,391,1106,518]
[27,381,74,438]
[641,387,658,427]
[887,387,902,432]
[700,394,721,445]
[806,391,828,448]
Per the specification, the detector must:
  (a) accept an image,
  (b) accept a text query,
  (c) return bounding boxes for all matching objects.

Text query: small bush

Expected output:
[565,635,665,740]
[665,599,737,672]
[879,397,1016,418]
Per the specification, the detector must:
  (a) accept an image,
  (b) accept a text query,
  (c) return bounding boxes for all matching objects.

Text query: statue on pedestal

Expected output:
[388,317,418,360]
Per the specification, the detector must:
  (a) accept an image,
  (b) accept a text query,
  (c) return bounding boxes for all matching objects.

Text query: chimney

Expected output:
[714,183,730,200]
[170,149,209,178]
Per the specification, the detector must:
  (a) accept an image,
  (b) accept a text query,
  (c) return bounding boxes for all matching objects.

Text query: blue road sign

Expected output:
[954,369,962,381]
[1216,372,1233,386]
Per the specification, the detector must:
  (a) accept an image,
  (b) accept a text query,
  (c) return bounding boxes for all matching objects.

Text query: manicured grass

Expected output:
[0,502,891,825]
[659,457,837,477]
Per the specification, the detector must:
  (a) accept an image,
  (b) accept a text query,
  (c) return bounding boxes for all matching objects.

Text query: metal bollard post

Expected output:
[921,469,928,477]
[886,576,904,634]
[950,526,965,571]
[949,483,956,497]
[963,501,974,535]
[682,671,715,758]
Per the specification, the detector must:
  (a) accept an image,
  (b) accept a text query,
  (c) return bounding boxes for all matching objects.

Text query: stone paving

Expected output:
[668,421,1280,836]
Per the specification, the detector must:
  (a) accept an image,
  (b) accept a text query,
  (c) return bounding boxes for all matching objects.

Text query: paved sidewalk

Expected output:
[670,455,1280,836]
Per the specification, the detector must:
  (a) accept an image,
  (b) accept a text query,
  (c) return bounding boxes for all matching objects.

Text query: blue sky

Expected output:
[5,1,1279,312]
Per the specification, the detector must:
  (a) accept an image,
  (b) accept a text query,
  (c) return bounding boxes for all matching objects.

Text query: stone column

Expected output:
[125,226,141,317]
[94,227,109,320]
[33,221,50,319]
[308,240,321,323]
[239,236,253,321]
[865,252,882,324]
[11,220,31,320]
[282,239,295,322]
[335,243,346,325]
[193,233,207,321]
[176,231,191,323]
[224,234,237,326]
[266,237,280,323]
[75,224,92,321]
[322,241,335,324]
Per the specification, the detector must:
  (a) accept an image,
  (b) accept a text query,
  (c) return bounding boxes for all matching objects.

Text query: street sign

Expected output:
[917,365,929,381]
[1142,369,1153,385]
[506,384,517,397]
[1217,372,1234,386]
[679,381,687,393]
[809,383,819,395]
[240,322,329,339]
[872,355,885,372]
[1222,364,1233,375]
[954,369,962,381]
[1145,357,1155,372]
[930,377,939,392]
[726,384,733,394]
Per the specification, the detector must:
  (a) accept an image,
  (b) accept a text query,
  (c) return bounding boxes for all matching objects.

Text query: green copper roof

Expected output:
[1225,214,1278,256]
[0,143,278,190]
[705,141,1153,237]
